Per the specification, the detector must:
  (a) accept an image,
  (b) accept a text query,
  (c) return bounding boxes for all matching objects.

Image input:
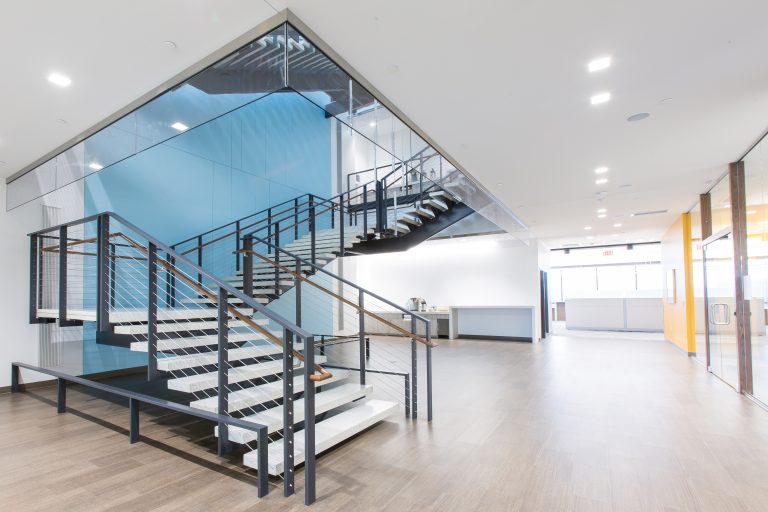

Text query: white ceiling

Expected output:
[3,0,768,248]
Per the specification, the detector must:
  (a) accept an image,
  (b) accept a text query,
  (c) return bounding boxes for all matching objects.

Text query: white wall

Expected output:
[0,180,84,387]
[340,234,547,340]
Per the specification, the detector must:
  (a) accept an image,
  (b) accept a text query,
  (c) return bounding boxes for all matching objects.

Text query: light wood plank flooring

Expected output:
[3,331,768,511]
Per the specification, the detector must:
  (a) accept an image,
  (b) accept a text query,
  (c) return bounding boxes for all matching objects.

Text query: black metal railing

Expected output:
[26,211,322,504]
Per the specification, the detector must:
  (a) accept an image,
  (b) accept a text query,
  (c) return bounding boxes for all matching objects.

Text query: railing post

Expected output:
[375,180,384,234]
[267,208,273,255]
[362,184,368,238]
[358,290,365,385]
[29,234,39,324]
[57,378,66,413]
[96,214,110,333]
[339,195,345,257]
[274,222,281,297]
[294,198,299,240]
[58,225,68,326]
[295,258,302,327]
[217,287,231,456]
[309,203,316,267]
[257,426,269,498]
[283,328,295,497]
[331,202,335,230]
[404,373,411,418]
[411,315,418,420]
[11,364,19,393]
[235,220,241,272]
[304,334,316,505]
[426,323,433,422]
[165,252,173,307]
[196,235,203,286]
[147,243,159,382]
[129,398,140,444]
[243,235,253,298]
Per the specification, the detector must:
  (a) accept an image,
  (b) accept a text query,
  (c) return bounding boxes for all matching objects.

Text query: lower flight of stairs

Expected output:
[36,305,400,477]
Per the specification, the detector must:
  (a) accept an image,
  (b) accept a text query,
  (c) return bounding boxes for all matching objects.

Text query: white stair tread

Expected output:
[216,383,373,442]
[403,207,436,219]
[36,309,95,321]
[156,342,299,372]
[182,296,269,305]
[243,399,398,475]
[130,331,282,352]
[167,356,327,393]
[190,370,350,413]
[36,307,258,324]
[424,198,448,211]
[115,318,267,335]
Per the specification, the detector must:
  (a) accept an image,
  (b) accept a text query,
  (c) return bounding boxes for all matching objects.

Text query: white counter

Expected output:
[366,306,536,341]
[449,306,536,342]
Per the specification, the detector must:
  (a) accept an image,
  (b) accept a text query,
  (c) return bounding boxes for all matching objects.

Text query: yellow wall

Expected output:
[661,213,696,353]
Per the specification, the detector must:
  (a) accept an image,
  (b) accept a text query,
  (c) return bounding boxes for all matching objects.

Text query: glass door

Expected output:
[703,231,740,389]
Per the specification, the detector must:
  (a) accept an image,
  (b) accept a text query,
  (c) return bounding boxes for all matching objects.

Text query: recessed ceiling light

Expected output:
[587,236,594,240]
[163,40,177,49]
[613,223,622,227]
[612,233,619,237]
[584,226,592,231]
[588,56,612,73]
[659,97,673,105]
[590,92,611,105]
[171,122,189,131]
[496,183,503,186]
[627,112,651,122]
[595,178,608,185]
[597,214,607,218]
[47,72,72,87]
[57,118,68,124]
[747,210,757,215]
[594,166,609,174]
[369,121,376,127]
[597,208,607,213]
[88,162,104,171]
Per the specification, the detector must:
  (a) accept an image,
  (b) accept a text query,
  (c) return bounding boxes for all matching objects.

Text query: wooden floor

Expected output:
[3,331,768,511]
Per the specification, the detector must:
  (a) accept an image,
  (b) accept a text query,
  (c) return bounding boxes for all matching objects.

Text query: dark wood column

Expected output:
[729,161,752,394]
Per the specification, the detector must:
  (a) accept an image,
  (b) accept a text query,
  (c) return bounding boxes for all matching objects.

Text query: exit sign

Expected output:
[603,250,614,256]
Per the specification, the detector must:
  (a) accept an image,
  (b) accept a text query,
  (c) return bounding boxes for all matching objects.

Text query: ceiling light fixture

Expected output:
[613,223,622,228]
[594,166,609,174]
[597,208,607,213]
[595,178,608,185]
[47,72,72,87]
[369,121,376,127]
[584,226,592,231]
[590,92,611,105]
[88,162,104,171]
[588,56,612,73]
[597,214,607,218]
[171,122,189,131]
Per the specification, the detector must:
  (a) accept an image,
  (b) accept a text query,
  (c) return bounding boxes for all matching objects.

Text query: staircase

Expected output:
[25,180,451,502]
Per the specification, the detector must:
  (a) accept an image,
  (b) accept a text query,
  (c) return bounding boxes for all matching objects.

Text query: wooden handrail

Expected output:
[240,249,437,348]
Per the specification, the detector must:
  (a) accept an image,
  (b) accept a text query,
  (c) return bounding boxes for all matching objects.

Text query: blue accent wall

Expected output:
[80,92,333,374]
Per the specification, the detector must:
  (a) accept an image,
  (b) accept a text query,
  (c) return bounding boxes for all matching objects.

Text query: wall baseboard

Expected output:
[0,366,146,394]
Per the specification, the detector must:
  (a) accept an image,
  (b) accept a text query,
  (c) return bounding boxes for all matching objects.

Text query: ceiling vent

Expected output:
[631,209,669,217]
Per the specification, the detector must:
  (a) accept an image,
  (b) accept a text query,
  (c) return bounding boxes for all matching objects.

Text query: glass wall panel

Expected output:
[7,25,286,209]
[690,203,707,364]
[710,174,732,234]
[744,134,768,403]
